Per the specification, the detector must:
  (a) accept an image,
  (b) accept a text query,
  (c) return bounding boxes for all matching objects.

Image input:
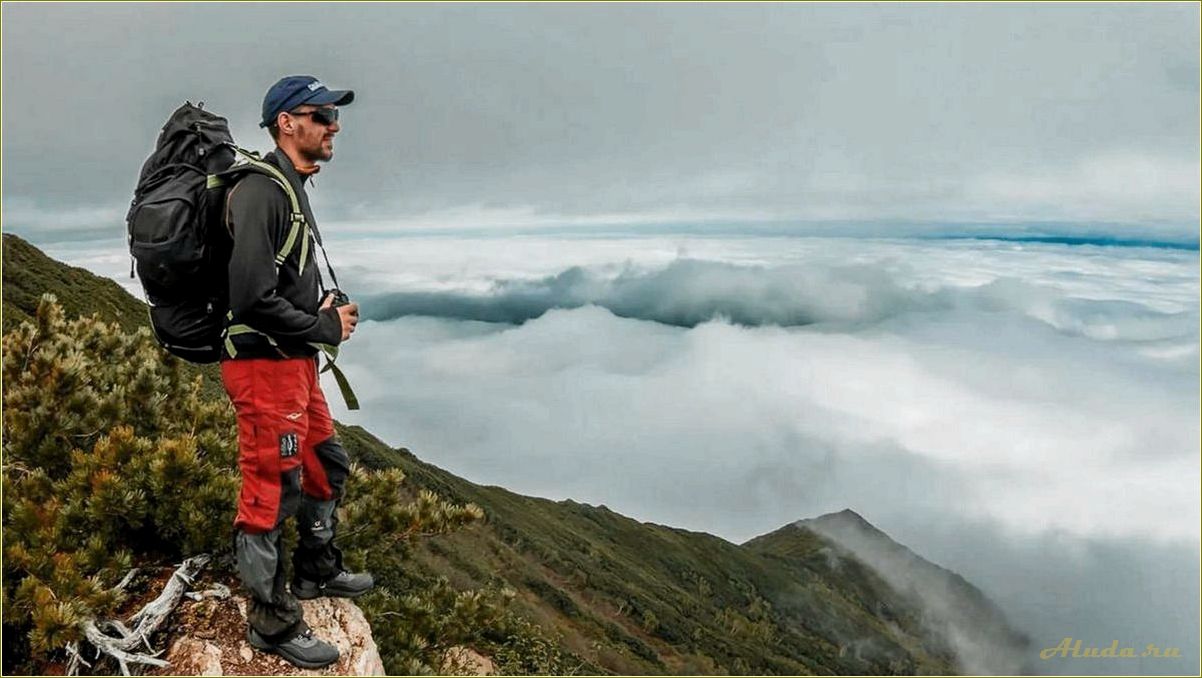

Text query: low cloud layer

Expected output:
[39,233,1200,674]
[339,236,1197,674]
[361,258,1200,350]
[336,303,1197,542]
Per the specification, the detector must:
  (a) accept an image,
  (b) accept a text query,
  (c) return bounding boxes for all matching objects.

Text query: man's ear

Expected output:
[276,111,294,137]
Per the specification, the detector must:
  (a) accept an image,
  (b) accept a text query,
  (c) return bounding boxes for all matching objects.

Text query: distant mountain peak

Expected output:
[799,508,874,529]
[780,510,1031,674]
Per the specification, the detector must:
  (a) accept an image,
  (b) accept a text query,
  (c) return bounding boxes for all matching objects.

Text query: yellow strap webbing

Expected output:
[313,342,359,410]
[300,225,311,272]
[237,158,301,213]
[277,209,301,268]
[223,327,359,410]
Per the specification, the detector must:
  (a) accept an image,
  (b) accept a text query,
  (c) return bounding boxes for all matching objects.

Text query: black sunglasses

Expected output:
[288,107,340,125]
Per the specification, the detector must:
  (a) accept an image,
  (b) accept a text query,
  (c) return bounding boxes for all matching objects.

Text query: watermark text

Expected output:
[1040,638,1182,660]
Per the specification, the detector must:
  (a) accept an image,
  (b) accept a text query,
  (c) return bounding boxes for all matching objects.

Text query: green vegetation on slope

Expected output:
[749,512,1030,674]
[2,234,144,335]
[339,426,960,674]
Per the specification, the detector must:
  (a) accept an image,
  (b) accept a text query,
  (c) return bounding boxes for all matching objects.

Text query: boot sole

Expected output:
[293,585,372,601]
[248,634,339,669]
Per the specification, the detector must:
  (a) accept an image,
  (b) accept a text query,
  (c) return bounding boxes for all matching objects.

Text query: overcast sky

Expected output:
[3,2,1199,237]
[12,4,1198,668]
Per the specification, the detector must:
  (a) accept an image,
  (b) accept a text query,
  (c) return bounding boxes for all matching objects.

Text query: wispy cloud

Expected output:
[1,198,126,239]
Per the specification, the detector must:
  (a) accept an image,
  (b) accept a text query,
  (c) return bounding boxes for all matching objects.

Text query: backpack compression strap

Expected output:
[213,150,360,411]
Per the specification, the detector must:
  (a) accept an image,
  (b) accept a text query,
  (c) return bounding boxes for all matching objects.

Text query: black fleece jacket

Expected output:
[223,149,342,359]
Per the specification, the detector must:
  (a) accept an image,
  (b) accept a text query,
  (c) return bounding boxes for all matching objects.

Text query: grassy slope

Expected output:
[4,233,984,674]
[340,426,960,674]
[2,233,146,334]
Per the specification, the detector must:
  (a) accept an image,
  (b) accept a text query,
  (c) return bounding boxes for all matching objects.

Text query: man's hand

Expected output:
[321,292,359,342]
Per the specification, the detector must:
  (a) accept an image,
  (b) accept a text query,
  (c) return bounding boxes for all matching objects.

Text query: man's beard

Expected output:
[302,139,333,163]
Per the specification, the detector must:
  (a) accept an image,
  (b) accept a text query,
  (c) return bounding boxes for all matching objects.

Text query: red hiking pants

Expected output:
[221,357,340,534]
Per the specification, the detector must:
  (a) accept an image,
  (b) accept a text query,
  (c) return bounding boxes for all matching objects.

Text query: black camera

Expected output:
[329,289,350,308]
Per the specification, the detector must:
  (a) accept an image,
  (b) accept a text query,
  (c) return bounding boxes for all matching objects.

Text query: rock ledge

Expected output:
[158,595,384,676]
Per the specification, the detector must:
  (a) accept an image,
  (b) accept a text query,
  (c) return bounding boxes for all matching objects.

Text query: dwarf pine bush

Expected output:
[2,295,503,674]
[2,295,238,668]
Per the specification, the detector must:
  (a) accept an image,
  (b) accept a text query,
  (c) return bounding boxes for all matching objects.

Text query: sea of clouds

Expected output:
[42,231,1199,675]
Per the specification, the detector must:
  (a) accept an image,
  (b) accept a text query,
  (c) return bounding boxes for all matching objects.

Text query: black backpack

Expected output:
[126,101,241,363]
[127,102,360,409]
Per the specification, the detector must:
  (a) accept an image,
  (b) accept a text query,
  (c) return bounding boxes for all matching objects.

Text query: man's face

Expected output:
[282,104,340,162]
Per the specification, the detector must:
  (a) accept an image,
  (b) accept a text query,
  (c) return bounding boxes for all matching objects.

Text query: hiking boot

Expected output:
[292,570,374,600]
[247,626,339,669]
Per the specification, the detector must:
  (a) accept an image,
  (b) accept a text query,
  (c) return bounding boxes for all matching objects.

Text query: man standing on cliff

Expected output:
[221,75,372,669]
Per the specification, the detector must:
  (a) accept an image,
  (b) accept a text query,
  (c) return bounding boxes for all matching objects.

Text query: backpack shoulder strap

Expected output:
[208,149,309,270]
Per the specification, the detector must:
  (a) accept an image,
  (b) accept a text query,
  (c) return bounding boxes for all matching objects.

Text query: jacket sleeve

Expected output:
[225,175,343,346]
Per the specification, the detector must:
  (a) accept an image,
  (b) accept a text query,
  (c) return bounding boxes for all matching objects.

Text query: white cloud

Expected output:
[321,235,1199,673]
[322,204,780,234]
[2,197,126,234]
[332,302,1198,542]
[313,236,1199,545]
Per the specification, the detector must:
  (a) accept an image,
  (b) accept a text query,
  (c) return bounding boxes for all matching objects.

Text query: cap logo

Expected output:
[307,81,325,91]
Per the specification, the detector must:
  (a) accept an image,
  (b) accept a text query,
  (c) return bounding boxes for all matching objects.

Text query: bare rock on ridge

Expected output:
[158,595,385,676]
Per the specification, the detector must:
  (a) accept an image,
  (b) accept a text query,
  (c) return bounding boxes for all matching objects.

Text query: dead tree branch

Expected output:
[69,554,209,676]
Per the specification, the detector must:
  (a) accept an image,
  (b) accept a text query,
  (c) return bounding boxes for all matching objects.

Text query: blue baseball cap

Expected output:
[260,75,354,128]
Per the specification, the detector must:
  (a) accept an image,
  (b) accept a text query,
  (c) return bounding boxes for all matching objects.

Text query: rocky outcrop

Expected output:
[158,595,384,676]
[443,646,496,675]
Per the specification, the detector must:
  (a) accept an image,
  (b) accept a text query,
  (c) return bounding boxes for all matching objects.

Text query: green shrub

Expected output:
[1,296,500,674]
[2,296,239,671]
